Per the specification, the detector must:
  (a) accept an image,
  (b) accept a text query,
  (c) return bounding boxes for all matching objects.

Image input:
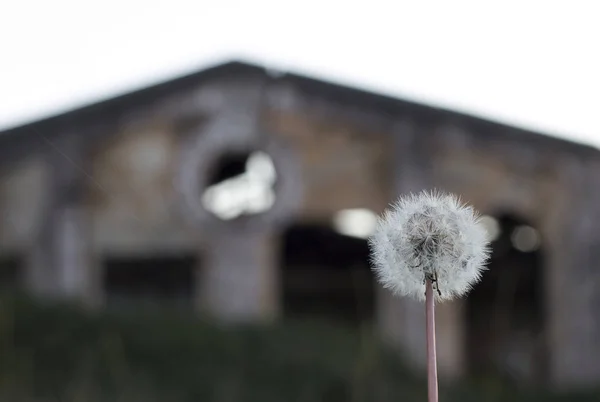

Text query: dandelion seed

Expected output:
[369,190,490,302]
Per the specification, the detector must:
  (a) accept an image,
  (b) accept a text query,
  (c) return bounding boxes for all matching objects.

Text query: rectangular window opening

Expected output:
[102,252,199,310]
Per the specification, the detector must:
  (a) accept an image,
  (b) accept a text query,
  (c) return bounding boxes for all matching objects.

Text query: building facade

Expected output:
[1,61,600,389]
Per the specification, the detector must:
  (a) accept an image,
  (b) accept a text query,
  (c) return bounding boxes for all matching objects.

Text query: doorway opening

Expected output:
[0,253,23,291]
[102,253,198,309]
[466,213,546,384]
[280,222,375,326]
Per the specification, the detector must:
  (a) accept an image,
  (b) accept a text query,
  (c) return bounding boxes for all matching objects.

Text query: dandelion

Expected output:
[369,190,490,402]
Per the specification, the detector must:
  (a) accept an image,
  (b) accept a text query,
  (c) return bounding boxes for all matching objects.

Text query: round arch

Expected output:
[466,211,548,384]
[176,117,303,232]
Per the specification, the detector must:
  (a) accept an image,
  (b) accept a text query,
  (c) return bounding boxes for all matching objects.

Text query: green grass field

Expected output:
[0,294,596,402]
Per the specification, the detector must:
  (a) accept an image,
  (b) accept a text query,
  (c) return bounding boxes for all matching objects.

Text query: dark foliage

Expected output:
[0,294,596,402]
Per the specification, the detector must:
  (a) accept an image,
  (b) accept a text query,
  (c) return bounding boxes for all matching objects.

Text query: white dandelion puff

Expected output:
[369,190,490,302]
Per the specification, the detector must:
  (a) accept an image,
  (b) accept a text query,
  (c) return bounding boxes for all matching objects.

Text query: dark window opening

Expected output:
[280,223,375,326]
[202,151,278,221]
[102,253,198,309]
[207,152,252,186]
[0,253,23,291]
[466,213,546,385]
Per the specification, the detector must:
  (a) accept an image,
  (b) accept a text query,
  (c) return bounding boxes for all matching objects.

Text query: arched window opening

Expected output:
[466,213,547,385]
[201,151,277,221]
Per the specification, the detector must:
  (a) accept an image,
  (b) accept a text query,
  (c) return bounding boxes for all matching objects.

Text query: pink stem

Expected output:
[426,280,439,402]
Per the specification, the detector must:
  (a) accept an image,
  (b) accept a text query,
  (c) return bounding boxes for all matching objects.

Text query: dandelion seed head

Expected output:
[368,190,490,302]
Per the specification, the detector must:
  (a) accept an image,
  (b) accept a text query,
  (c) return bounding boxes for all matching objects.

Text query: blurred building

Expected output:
[1,61,600,390]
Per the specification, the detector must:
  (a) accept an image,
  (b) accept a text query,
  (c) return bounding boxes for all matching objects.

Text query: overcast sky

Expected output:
[1,1,598,148]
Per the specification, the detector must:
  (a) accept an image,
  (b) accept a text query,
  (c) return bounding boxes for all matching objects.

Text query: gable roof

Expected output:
[0,61,261,142]
[0,59,597,158]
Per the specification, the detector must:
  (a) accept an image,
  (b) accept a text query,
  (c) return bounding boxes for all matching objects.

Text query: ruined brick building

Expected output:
[1,61,600,390]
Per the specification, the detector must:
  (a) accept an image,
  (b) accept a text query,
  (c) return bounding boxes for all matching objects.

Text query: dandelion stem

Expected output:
[426,280,439,402]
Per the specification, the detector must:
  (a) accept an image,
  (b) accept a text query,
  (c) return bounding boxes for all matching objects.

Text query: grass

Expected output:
[0,293,597,402]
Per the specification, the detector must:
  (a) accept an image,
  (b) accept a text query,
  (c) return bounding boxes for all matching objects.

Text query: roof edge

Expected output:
[0,58,597,158]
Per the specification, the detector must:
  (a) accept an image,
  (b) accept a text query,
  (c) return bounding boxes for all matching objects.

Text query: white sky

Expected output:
[1,1,598,148]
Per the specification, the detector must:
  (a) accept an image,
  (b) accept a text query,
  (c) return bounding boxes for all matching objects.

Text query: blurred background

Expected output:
[1,1,600,401]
